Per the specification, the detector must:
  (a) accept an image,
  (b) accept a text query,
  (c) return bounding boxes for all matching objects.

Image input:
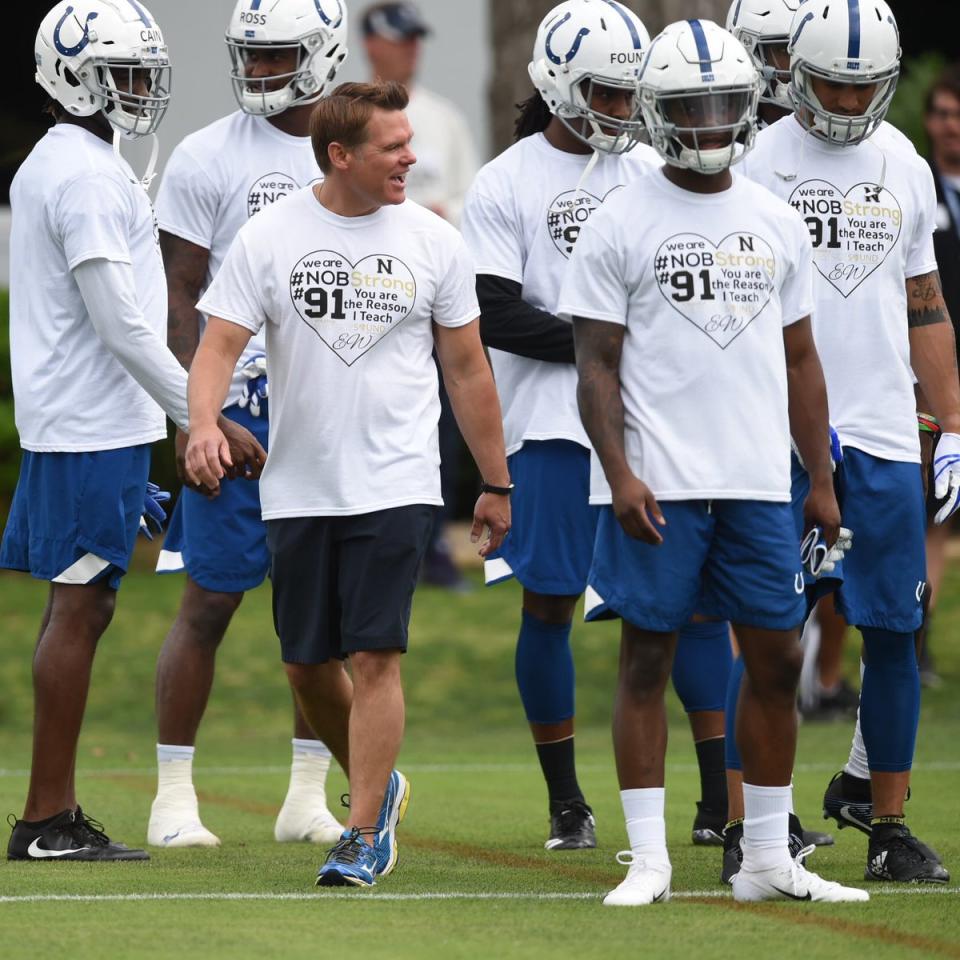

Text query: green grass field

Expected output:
[1,546,959,959]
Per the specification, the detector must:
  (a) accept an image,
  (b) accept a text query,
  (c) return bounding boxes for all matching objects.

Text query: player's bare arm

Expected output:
[574,316,664,545]
[433,318,511,556]
[186,318,261,491]
[783,316,840,546]
[161,231,210,371]
[908,269,960,434]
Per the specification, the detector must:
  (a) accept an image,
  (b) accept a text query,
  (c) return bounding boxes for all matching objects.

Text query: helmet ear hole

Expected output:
[63,66,81,88]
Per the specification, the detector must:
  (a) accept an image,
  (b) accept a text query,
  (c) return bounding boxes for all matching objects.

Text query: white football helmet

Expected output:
[226,0,348,116]
[638,19,760,174]
[528,0,650,154]
[726,0,800,109]
[788,0,900,145]
[34,0,170,139]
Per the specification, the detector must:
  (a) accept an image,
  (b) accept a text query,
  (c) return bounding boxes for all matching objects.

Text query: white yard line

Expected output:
[1,887,957,905]
[1,761,959,778]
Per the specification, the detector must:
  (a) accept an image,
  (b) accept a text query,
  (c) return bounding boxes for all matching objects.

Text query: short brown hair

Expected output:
[310,80,409,174]
[925,64,960,116]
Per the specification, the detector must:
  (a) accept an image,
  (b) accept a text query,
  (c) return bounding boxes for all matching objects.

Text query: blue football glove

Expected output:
[933,432,960,525]
[238,354,269,418]
[139,481,171,540]
[800,525,853,578]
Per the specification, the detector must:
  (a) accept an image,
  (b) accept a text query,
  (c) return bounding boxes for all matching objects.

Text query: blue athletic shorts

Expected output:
[0,444,151,590]
[585,499,806,632]
[822,448,926,632]
[157,403,270,593]
[484,440,598,596]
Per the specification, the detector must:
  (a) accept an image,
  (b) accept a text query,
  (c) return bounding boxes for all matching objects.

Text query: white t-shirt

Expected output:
[741,117,938,464]
[558,170,814,503]
[405,87,478,227]
[462,134,659,456]
[9,124,167,452]
[197,189,479,519]
[155,111,321,407]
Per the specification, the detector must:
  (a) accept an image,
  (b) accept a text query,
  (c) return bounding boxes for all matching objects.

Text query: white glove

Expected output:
[933,432,960,525]
[238,355,269,418]
[801,526,853,578]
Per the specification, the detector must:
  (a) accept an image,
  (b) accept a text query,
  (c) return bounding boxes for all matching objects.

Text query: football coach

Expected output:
[184,80,511,886]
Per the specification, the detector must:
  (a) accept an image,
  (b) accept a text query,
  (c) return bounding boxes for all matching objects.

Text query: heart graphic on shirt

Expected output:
[547,185,625,258]
[247,171,300,218]
[787,180,902,298]
[289,250,417,366]
[654,232,776,349]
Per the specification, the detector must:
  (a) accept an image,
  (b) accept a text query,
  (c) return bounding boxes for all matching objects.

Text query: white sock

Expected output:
[844,662,870,780]
[156,744,196,793]
[620,787,668,861]
[284,739,331,802]
[742,783,792,872]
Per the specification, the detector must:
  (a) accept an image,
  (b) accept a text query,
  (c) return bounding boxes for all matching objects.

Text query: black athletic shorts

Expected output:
[266,504,435,664]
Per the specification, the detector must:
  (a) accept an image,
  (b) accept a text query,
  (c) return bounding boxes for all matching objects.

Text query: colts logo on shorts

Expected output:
[915,580,926,603]
[53,6,99,57]
[247,172,299,218]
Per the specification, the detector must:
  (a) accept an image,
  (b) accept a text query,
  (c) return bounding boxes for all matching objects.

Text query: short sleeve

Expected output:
[556,216,627,325]
[196,231,267,334]
[432,235,479,328]
[56,173,132,270]
[778,209,815,327]
[904,161,939,280]
[155,145,220,250]
[461,175,524,284]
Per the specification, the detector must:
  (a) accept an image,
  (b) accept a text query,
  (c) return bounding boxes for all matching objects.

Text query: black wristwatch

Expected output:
[480,481,514,496]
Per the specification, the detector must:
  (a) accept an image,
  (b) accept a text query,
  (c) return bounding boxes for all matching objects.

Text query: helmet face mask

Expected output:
[639,20,760,175]
[528,0,651,155]
[226,0,348,117]
[35,0,171,140]
[787,0,900,146]
[726,0,801,109]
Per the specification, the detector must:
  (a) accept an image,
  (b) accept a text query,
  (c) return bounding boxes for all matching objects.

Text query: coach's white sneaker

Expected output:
[603,852,672,906]
[147,787,220,848]
[733,846,869,902]
[274,797,343,845]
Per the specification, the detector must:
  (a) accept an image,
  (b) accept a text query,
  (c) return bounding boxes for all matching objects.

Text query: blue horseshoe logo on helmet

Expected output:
[53,6,99,57]
[545,13,590,65]
[314,0,344,29]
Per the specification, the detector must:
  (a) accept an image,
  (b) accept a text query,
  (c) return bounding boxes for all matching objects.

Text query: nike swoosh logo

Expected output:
[27,838,89,859]
[838,804,867,827]
[652,889,668,903]
[162,832,181,844]
[771,885,812,901]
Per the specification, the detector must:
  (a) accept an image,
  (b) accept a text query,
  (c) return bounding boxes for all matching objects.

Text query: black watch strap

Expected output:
[480,481,514,496]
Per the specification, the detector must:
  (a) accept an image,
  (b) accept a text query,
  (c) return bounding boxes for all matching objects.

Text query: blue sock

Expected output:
[515,610,575,724]
[860,627,919,772]
[724,655,746,771]
[672,620,733,712]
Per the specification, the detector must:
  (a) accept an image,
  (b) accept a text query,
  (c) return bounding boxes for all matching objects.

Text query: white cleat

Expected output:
[147,790,220,848]
[733,845,869,902]
[274,802,344,845]
[603,852,672,906]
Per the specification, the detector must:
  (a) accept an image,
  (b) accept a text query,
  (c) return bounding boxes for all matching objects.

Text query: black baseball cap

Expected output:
[362,3,430,41]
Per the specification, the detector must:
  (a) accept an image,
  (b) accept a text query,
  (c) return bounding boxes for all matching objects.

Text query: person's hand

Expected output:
[612,474,665,545]
[933,432,960,524]
[175,428,217,498]
[217,416,267,480]
[185,422,232,493]
[470,492,511,557]
[802,476,840,548]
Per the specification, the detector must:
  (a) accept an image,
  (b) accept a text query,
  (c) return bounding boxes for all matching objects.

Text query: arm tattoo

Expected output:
[907,270,950,328]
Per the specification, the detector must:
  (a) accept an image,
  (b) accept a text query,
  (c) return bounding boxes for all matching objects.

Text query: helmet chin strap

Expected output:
[113,129,160,191]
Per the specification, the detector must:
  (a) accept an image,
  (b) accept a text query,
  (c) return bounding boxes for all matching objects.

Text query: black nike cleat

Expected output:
[7,809,149,861]
[823,770,873,835]
[545,799,596,850]
[866,822,949,883]
[691,802,726,846]
[720,814,819,884]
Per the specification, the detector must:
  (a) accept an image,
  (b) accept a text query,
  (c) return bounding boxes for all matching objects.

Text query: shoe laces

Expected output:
[73,810,110,847]
[326,827,374,866]
[554,800,592,826]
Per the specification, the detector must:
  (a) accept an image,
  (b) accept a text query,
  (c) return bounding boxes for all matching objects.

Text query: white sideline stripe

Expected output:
[1,887,957,905]
[2,760,960,778]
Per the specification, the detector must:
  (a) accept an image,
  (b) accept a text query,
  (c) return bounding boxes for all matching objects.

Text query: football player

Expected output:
[147,0,351,849]
[4,0,263,862]
[738,0,954,884]
[561,19,866,904]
